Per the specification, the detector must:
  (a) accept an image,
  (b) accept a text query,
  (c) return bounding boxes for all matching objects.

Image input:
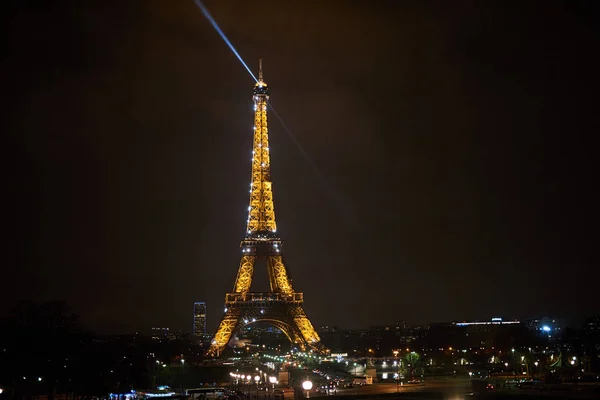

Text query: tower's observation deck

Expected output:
[225,292,304,305]
[253,81,269,96]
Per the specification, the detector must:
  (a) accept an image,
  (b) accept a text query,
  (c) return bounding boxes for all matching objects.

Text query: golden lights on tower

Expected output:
[207,61,326,357]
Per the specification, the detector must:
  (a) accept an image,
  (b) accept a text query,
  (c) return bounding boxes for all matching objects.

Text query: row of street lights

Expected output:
[230,373,279,397]
[229,373,312,399]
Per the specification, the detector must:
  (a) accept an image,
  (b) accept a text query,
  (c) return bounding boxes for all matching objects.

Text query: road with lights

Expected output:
[310,380,472,397]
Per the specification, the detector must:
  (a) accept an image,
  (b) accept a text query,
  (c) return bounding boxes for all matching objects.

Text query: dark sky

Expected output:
[2,0,598,334]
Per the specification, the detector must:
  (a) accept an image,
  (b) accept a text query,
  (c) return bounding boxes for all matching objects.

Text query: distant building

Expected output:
[583,316,600,349]
[193,301,207,338]
[454,317,521,327]
[523,316,565,338]
[319,326,343,351]
[395,320,408,330]
[584,316,600,333]
[427,317,528,349]
[151,327,178,340]
[319,325,339,333]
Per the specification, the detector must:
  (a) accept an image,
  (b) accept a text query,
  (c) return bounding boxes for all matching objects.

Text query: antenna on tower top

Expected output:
[258,58,263,81]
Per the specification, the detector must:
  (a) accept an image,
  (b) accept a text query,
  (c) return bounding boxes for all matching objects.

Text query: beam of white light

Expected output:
[193,0,258,82]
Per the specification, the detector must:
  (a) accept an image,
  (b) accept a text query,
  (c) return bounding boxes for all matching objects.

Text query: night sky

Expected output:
[3,0,598,334]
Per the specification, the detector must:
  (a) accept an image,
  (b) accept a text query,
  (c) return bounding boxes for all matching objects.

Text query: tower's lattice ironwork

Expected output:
[207,61,326,356]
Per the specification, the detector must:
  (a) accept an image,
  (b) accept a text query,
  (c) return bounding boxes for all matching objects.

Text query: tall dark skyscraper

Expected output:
[193,302,207,337]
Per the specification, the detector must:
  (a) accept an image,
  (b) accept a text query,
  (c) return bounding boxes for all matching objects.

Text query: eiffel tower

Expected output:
[207,61,326,357]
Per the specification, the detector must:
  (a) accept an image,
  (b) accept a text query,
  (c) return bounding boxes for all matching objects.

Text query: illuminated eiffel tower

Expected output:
[207,61,326,356]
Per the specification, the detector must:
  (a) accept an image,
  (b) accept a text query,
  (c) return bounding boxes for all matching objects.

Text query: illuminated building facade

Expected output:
[454,317,521,327]
[193,301,207,338]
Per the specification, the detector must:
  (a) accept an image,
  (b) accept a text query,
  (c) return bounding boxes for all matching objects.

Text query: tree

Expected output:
[403,352,421,378]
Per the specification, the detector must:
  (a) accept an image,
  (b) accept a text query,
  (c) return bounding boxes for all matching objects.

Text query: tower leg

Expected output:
[267,256,294,294]
[290,305,324,352]
[208,309,240,356]
[233,255,255,293]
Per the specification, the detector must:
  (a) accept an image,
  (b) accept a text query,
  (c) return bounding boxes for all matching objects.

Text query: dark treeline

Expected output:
[0,301,209,399]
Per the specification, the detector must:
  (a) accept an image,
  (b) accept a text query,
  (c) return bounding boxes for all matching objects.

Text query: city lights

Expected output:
[4,0,597,397]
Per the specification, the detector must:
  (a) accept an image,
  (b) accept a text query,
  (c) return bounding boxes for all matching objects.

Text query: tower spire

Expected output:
[248,58,273,236]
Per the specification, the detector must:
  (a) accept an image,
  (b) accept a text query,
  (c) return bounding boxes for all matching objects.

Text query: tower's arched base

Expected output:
[207,292,328,357]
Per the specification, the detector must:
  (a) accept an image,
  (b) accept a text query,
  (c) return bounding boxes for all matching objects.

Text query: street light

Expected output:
[255,375,260,399]
[180,359,185,394]
[302,380,312,399]
[269,376,277,397]
[393,350,400,393]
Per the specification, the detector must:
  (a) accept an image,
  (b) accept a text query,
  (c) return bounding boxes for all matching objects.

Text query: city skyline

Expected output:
[122,311,586,336]
[3,0,598,334]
